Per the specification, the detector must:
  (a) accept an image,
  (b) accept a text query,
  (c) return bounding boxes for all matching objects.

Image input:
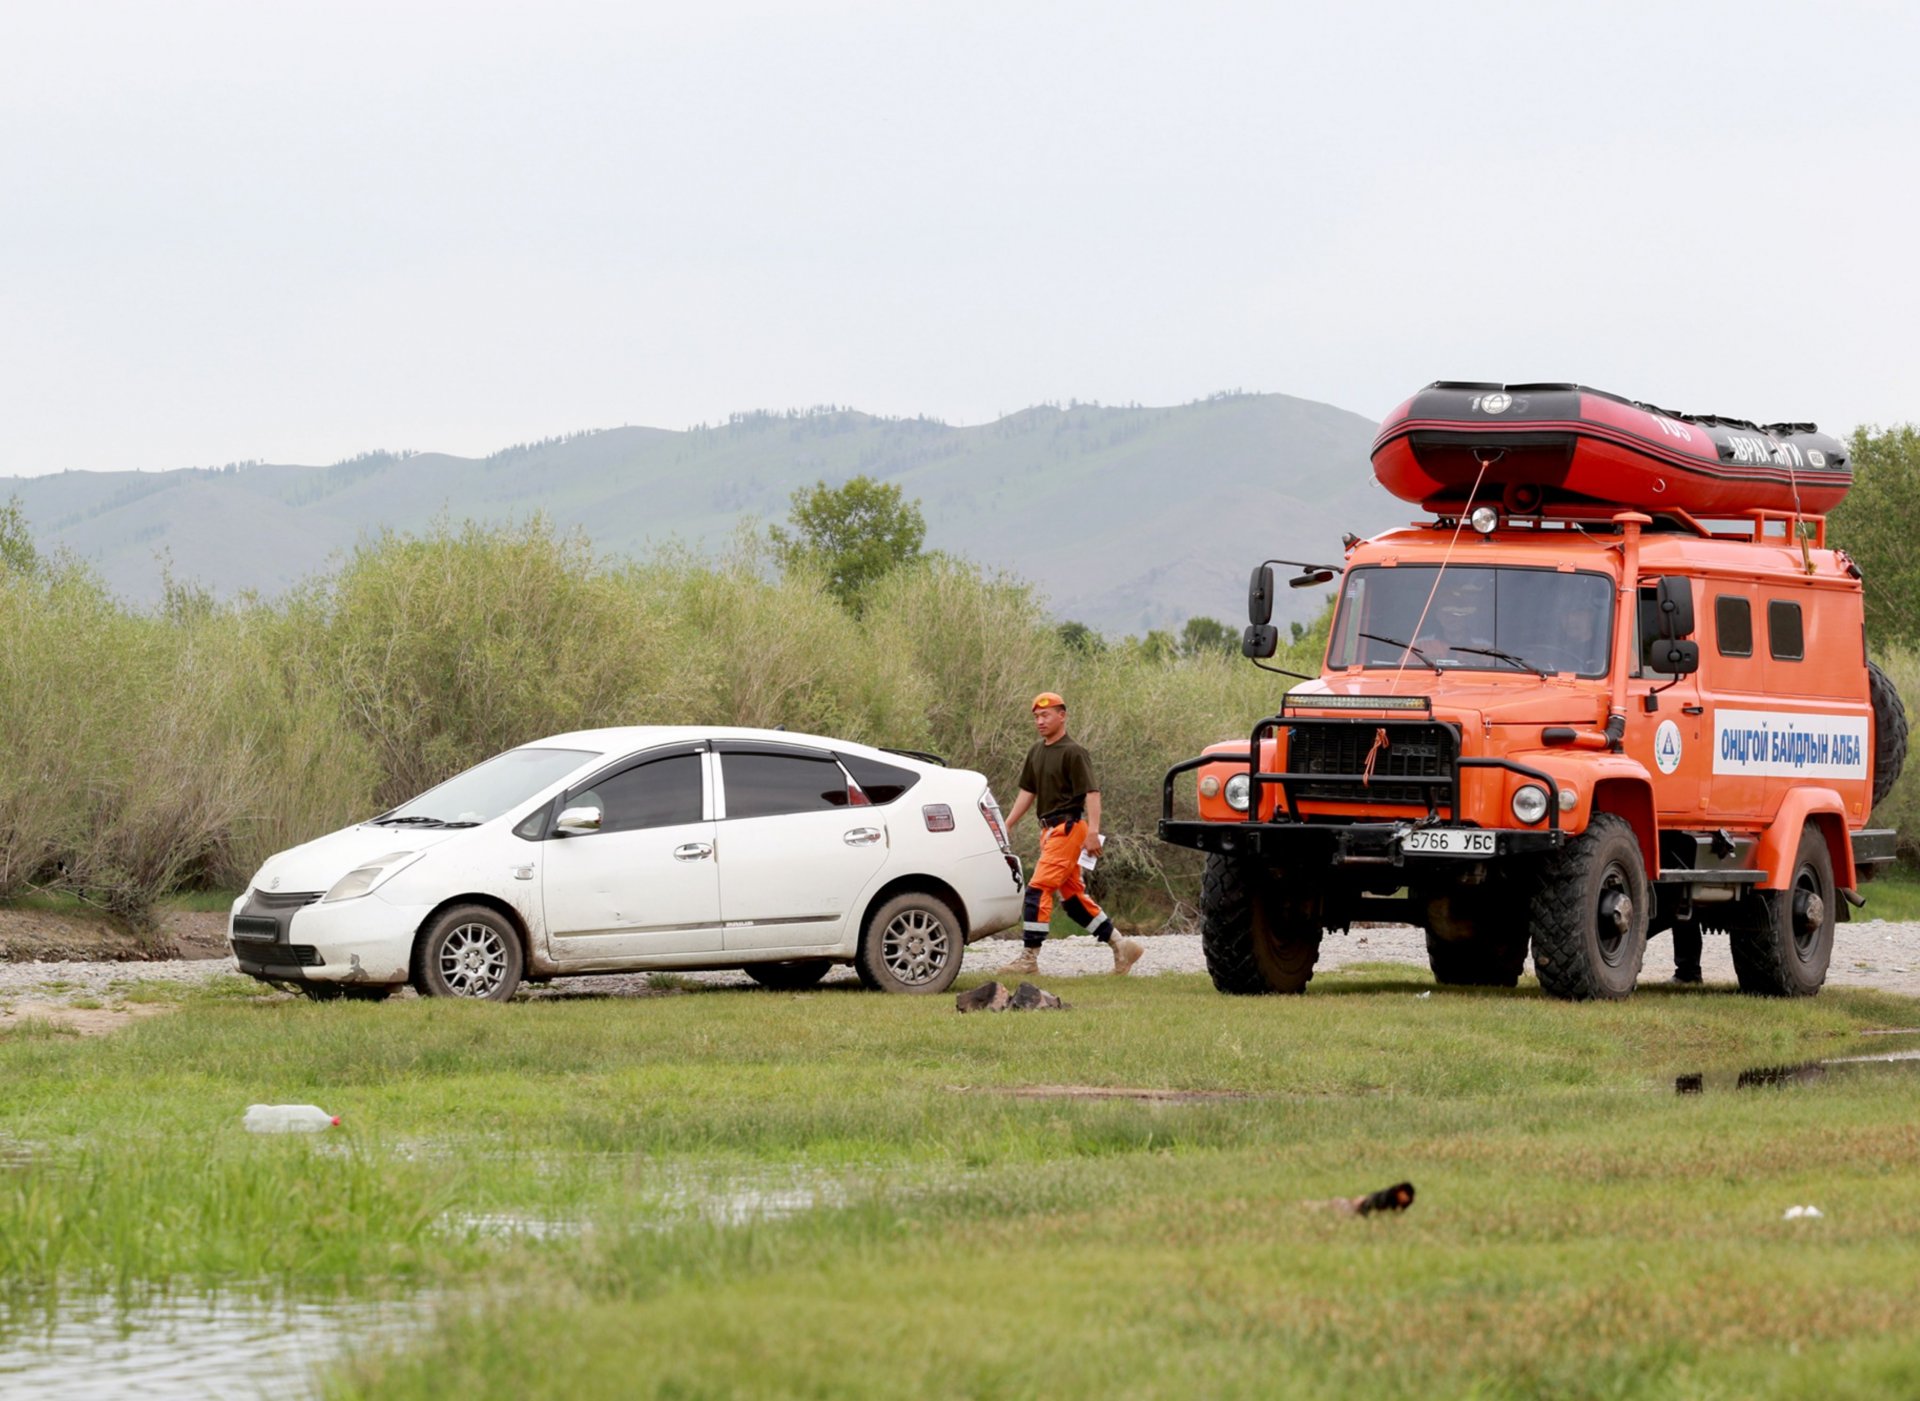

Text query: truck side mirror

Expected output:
[1242,624,1279,659]
[1248,565,1275,626]
[1649,638,1700,676]
[1656,576,1695,639]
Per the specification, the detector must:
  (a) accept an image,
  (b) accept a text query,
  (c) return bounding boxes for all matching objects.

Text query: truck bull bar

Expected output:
[1158,708,1565,863]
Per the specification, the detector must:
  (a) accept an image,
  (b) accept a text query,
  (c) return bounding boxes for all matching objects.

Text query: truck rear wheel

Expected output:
[1526,814,1648,1001]
[1868,659,1908,810]
[1200,853,1321,995]
[1729,827,1834,997]
[1422,893,1528,987]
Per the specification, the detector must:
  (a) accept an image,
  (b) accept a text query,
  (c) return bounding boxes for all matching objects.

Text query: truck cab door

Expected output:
[1626,583,1706,818]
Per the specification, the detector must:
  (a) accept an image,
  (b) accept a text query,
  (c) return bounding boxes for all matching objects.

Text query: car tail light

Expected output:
[978,792,1012,852]
[922,804,955,832]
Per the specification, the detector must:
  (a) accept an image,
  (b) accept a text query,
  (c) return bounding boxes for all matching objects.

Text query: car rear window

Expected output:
[836,753,921,805]
[723,752,848,819]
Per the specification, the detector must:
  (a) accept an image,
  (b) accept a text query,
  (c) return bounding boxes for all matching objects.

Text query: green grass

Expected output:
[1857,864,1920,922]
[4,973,1920,1398]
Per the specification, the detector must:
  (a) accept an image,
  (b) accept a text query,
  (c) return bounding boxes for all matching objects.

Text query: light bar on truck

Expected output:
[1281,693,1432,712]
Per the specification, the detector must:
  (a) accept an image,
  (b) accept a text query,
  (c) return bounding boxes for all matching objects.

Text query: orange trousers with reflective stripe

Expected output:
[1020,819,1109,944]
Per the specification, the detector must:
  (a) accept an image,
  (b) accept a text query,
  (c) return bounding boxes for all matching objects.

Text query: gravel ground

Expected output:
[2,922,1916,1004]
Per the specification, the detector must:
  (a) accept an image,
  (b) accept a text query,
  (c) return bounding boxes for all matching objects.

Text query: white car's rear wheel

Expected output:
[856,893,963,994]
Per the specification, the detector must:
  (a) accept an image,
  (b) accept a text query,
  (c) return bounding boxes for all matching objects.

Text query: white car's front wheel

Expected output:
[856,892,963,994]
[413,904,524,1001]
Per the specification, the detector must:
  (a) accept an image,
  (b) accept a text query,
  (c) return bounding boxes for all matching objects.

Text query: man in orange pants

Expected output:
[998,692,1144,977]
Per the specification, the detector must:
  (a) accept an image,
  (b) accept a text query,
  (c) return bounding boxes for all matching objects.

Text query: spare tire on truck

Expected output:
[1868,660,1908,810]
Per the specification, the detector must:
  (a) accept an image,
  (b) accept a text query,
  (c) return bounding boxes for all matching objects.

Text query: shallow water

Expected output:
[0,1292,422,1399]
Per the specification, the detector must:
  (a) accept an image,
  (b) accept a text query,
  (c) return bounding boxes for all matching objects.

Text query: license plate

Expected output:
[1400,827,1497,857]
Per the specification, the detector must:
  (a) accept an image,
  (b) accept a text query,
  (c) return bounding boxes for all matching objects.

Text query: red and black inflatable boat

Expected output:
[1372,382,1851,517]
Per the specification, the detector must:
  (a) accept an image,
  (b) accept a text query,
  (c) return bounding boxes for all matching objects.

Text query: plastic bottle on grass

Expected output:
[244,1104,340,1133]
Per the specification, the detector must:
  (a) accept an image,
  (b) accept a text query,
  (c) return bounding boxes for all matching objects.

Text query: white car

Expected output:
[230,727,1024,1000]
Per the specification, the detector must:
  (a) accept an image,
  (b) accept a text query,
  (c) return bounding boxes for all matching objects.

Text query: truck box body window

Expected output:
[1715,595,1754,657]
[1328,565,1614,676]
[1768,600,1805,661]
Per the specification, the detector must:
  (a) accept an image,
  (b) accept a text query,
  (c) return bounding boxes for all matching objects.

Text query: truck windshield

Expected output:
[1326,566,1613,677]
[378,746,598,826]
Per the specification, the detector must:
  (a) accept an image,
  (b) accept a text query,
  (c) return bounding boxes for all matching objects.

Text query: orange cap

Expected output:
[1031,692,1066,711]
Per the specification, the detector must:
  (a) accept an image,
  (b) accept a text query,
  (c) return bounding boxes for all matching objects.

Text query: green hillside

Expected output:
[4,394,1404,634]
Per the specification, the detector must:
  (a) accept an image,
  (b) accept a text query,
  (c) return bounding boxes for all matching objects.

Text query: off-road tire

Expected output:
[412,904,525,1002]
[1526,813,1648,1001]
[855,892,964,994]
[1729,827,1835,997]
[1422,892,1528,987]
[1424,933,1524,987]
[745,959,834,990]
[1200,853,1321,995]
[1868,659,1908,810]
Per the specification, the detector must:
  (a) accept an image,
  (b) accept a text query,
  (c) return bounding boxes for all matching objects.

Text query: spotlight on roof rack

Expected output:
[1469,506,1500,535]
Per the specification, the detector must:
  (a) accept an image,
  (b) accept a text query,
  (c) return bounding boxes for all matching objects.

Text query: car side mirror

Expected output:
[1656,576,1695,639]
[556,804,603,835]
[1649,639,1700,676]
[1242,624,1279,659]
[1248,565,1275,626]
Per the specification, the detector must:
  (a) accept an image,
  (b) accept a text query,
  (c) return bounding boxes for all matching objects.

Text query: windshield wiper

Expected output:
[372,815,451,827]
[1359,631,1441,675]
[1451,645,1552,679]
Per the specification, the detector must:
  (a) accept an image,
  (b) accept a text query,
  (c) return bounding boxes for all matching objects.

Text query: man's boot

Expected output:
[999,945,1040,977]
[1110,936,1143,976]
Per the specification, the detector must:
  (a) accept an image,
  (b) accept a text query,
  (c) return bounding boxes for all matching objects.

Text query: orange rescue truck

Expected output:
[1158,382,1908,1000]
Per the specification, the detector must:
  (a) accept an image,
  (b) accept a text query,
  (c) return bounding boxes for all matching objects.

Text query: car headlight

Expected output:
[1510,785,1550,825]
[322,850,425,903]
[1223,774,1252,812]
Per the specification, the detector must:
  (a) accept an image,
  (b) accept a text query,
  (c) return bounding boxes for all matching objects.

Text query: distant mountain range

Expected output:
[3,394,1413,635]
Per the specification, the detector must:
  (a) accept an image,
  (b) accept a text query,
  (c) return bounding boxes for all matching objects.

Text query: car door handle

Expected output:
[1682,705,1704,715]
[843,827,882,847]
[674,842,714,862]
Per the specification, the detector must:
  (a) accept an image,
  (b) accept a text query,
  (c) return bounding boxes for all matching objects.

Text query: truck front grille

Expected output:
[1283,721,1457,808]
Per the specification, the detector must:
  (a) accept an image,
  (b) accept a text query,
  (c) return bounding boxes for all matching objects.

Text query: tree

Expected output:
[1830,425,1920,648]
[1179,615,1237,659]
[0,497,38,578]
[770,475,926,611]
[1057,620,1105,655]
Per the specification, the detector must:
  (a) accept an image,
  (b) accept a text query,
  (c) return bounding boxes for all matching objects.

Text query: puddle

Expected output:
[970,1085,1265,1103]
[0,1292,426,1399]
[1673,1047,1920,1094]
[439,1211,582,1242]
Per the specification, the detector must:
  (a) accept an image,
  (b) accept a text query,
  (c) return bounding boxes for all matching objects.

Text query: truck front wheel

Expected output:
[1729,827,1835,997]
[1200,854,1321,995]
[1525,813,1648,1001]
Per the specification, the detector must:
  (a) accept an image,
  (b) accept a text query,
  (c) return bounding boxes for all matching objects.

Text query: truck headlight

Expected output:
[1510,785,1550,825]
[323,850,424,903]
[1223,774,1252,812]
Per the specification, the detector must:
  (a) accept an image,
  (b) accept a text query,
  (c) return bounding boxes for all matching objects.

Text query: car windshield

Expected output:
[1326,565,1614,677]
[378,747,597,827]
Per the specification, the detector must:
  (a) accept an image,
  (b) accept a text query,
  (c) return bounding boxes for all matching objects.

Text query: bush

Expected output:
[0,516,1313,930]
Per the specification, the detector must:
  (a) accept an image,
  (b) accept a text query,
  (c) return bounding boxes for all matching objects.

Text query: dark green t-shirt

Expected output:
[1019,737,1096,820]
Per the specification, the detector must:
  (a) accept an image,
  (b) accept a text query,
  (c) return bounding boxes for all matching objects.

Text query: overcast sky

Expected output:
[3,0,1916,476]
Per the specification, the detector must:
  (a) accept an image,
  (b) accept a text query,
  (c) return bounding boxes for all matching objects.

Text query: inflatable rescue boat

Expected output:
[1371,382,1851,517]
